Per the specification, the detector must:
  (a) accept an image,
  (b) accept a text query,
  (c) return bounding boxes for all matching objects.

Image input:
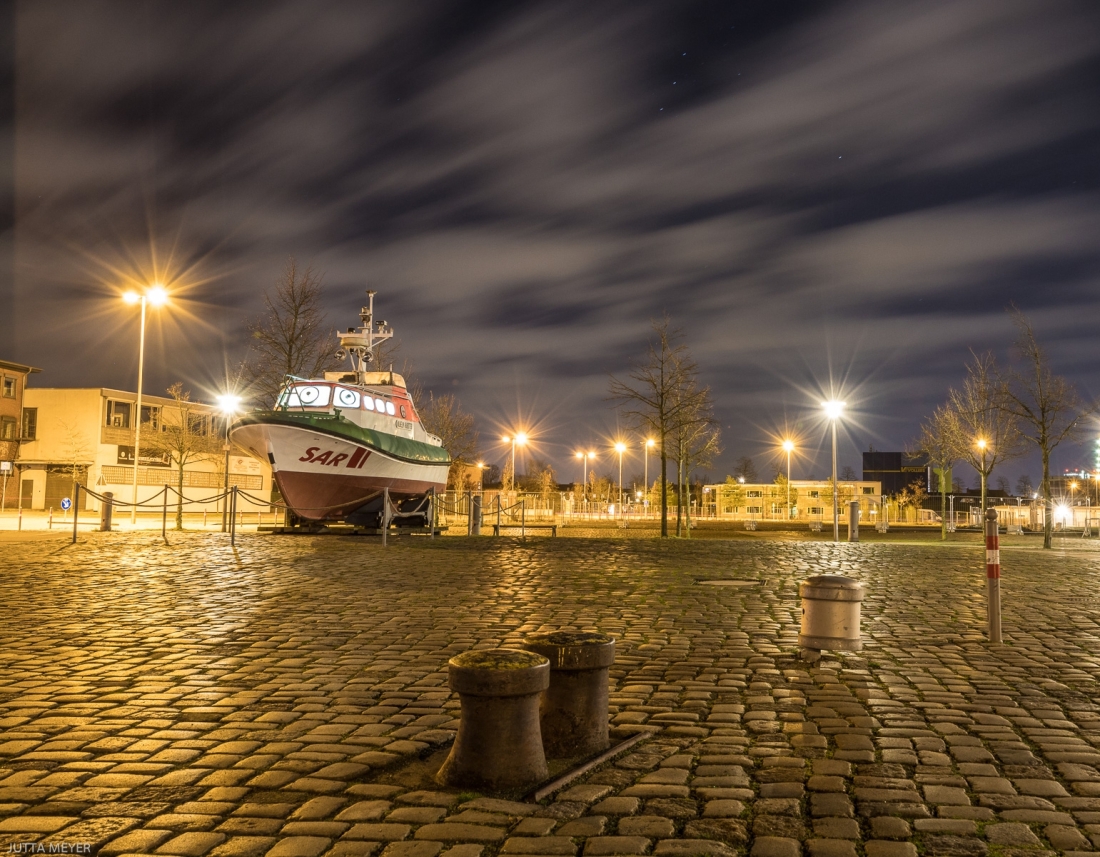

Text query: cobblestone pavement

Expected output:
[4,533,1100,857]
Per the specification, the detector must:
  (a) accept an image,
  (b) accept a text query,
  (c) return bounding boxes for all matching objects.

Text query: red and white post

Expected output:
[985,508,1002,642]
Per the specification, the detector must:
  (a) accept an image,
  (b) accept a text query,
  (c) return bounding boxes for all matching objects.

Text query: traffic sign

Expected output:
[61,497,72,511]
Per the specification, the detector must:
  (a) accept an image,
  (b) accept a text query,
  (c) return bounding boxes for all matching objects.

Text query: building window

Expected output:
[862,486,875,494]
[2,377,14,398]
[747,506,762,514]
[141,405,160,429]
[1,417,15,439]
[187,414,210,436]
[106,400,131,428]
[747,490,762,498]
[21,408,37,440]
[809,507,823,515]
[808,490,820,498]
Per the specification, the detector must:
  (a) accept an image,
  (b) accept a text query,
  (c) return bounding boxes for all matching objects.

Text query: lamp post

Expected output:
[614,442,626,514]
[644,438,655,517]
[782,439,794,521]
[823,401,844,541]
[476,462,485,492]
[977,438,988,520]
[122,285,168,525]
[502,432,527,492]
[216,393,241,532]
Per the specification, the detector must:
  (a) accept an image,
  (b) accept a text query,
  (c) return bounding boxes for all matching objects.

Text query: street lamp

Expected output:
[644,438,655,517]
[122,285,169,525]
[614,442,626,514]
[823,400,845,541]
[782,439,795,521]
[476,462,485,492]
[216,393,242,532]
[502,432,527,492]
[976,438,988,520]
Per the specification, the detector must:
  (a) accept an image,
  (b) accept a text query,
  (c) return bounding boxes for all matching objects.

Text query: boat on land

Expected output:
[230,291,450,524]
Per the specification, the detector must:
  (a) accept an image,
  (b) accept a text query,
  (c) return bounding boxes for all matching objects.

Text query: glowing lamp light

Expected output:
[977,438,987,450]
[216,393,242,415]
[501,435,510,443]
[823,400,845,420]
[646,438,655,449]
[122,290,140,304]
[147,284,169,306]
[515,432,528,446]
[782,439,795,453]
[614,442,626,454]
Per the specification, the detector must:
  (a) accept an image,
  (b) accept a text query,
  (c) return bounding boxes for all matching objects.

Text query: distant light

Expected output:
[782,439,795,452]
[216,393,242,415]
[738,476,746,484]
[614,443,626,454]
[515,432,528,446]
[122,291,140,304]
[575,451,583,459]
[977,438,987,450]
[147,285,169,306]
[823,400,845,420]
[477,462,485,469]
[501,435,510,443]
[646,438,655,448]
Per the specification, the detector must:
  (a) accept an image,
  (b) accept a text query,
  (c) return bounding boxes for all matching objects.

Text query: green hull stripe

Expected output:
[237,411,451,466]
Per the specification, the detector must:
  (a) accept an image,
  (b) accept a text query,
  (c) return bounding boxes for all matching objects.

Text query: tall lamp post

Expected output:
[782,439,795,521]
[476,462,485,492]
[614,442,626,514]
[502,432,527,492]
[216,394,241,532]
[122,285,168,525]
[823,400,844,542]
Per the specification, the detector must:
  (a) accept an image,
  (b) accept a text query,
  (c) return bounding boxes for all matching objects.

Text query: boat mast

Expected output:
[337,289,394,384]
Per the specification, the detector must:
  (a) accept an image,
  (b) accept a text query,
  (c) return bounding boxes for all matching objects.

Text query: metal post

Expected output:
[221,442,231,532]
[100,492,114,532]
[848,500,859,542]
[71,484,79,544]
[230,486,237,546]
[131,295,147,525]
[162,487,168,539]
[429,488,435,539]
[831,419,839,542]
[471,493,482,536]
[496,493,501,536]
[382,487,390,547]
[985,508,1002,642]
[521,498,526,538]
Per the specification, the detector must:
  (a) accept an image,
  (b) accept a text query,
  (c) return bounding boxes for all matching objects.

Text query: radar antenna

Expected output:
[336,290,394,383]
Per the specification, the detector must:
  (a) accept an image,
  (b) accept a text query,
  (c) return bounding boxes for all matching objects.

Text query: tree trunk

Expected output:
[1041,449,1052,549]
[940,484,947,541]
[685,477,691,538]
[675,456,683,537]
[660,447,668,538]
[176,466,185,530]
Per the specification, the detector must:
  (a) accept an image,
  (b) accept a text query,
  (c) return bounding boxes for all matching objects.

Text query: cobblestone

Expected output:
[5,533,1100,857]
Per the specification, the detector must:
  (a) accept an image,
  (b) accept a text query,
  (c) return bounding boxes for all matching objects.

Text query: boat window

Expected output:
[335,387,360,408]
[363,397,374,411]
[284,385,331,408]
[385,402,396,416]
[375,398,386,412]
[399,405,407,418]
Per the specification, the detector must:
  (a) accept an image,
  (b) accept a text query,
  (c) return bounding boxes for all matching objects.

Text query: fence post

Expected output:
[100,492,114,532]
[72,485,79,544]
[985,507,1002,642]
[496,494,501,536]
[230,487,238,546]
[429,488,435,539]
[467,491,472,536]
[471,494,482,536]
[162,488,168,539]
[382,487,390,547]
[522,499,526,539]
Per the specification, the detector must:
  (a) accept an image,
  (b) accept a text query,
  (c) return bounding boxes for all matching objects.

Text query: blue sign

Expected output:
[60,497,72,511]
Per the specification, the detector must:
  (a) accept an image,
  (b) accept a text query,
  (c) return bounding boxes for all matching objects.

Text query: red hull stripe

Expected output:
[347,447,367,469]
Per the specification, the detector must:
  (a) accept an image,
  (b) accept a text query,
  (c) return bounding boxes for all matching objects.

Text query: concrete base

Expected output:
[436,648,549,791]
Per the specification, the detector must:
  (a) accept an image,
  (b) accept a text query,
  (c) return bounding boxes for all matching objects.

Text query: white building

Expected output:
[17,387,271,513]
[702,478,885,522]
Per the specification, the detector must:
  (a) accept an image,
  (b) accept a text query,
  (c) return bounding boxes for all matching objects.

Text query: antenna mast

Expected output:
[337,289,394,383]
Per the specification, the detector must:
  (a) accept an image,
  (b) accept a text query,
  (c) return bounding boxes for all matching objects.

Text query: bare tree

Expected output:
[671,377,721,537]
[944,351,1022,519]
[608,317,696,538]
[915,405,957,540]
[56,419,93,512]
[148,384,222,529]
[1000,309,1095,548]
[417,392,477,489]
[242,258,341,408]
[733,456,757,483]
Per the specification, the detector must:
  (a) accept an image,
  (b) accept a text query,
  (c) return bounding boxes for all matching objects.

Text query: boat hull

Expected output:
[231,421,449,521]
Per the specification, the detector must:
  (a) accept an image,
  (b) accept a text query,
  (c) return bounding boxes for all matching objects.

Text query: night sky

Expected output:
[2,0,1099,485]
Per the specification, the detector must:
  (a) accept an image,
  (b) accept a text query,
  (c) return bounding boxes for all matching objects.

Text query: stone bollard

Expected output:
[523,631,615,758]
[99,492,114,532]
[436,648,549,791]
[798,574,863,662]
[848,500,859,542]
[471,494,482,536]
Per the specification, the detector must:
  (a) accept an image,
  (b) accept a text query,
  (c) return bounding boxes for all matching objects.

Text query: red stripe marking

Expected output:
[357,449,370,469]
[347,448,365,469]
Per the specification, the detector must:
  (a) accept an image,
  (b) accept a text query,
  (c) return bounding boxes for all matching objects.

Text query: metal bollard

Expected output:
[100,492,114,532]
[471,494,482,536]
[848,500,859,542]
[798,574,864,661]
[985,508,1002,642]
[524,631,615,758]
[436,648,549,790]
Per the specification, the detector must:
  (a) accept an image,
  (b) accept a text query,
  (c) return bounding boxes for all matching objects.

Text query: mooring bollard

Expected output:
[985,508,1002,642]
[436,648,549,791]
[798,574,864,662]
[524,631,615,758]
[100,492,114,532]
[848,500,859,542]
